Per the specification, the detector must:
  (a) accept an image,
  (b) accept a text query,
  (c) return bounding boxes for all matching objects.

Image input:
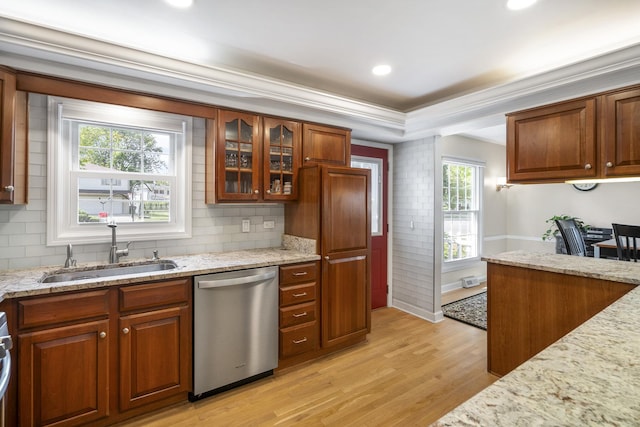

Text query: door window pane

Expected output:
[351,156,382,236]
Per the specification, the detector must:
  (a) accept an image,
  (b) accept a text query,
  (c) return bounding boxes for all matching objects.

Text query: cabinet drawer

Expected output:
[280,282,316,306]
[119,278,190,312]
[280,322,317,357]
[280,301,316,328]
[280,263,317,284]
[19,290,110,329]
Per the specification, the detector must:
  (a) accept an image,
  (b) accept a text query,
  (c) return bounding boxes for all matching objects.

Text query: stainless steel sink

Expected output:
[39,260,178,283]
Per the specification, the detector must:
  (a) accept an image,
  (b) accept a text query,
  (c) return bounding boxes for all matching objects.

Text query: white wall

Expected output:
[506,180,640,252]
[439,135,508,291]
[0,94,285,271]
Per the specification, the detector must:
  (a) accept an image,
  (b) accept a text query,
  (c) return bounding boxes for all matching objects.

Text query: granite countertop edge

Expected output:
[0,247,321,302]
[482,250,640,286]
[431,285,640,426]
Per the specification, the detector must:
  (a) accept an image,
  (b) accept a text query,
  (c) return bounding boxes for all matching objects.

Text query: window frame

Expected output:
[47,96,193,246]
[441,157,484,271]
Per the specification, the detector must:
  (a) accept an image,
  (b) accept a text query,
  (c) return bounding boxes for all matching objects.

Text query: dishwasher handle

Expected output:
[198,271,276,289]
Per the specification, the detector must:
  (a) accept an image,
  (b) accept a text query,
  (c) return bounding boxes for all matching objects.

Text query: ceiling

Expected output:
[2,0,640,144]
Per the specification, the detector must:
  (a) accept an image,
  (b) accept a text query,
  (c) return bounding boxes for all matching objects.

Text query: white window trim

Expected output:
[47,96,193,246]
[441,156,484,272]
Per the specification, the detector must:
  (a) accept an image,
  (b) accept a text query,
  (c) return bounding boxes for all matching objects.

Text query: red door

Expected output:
[351,145,388,309]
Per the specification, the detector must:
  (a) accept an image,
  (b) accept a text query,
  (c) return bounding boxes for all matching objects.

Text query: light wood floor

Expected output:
[441,284,487,305]
[117,306,497,427]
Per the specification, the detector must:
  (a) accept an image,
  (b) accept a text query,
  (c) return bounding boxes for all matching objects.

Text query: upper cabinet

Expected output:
[507,84,640,184]
[0,67,27,204]
[263,117,301,201]
[600,86,640,178]
[215,110,262,202]
[208,110,350,203]
[210,110,302,203]
[302,123,351,167]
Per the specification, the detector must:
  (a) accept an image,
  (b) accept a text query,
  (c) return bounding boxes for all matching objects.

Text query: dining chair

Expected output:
[612,223,640,262]
[555,219,588,256]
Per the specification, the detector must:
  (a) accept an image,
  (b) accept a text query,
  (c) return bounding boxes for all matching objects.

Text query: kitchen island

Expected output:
[433,251,640,426]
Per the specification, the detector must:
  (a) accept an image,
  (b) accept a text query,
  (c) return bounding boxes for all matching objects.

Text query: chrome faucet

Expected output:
[107,220,131,264]
[64,243,77,268]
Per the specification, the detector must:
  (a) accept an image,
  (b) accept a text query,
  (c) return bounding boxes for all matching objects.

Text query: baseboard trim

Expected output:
[392,299,443,323]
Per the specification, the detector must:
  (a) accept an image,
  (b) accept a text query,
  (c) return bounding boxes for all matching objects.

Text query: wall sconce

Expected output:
[496,177,513,192]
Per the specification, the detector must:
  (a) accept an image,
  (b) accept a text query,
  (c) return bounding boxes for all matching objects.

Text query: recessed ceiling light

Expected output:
[372,64,392,76]
[506,0,537,10]
[165,0,194,8]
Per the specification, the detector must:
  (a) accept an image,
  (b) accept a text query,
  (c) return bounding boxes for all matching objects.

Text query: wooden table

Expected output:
[593,238,618,259]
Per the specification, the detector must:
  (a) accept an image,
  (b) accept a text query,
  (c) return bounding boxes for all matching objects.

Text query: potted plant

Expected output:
[542,215,590,254]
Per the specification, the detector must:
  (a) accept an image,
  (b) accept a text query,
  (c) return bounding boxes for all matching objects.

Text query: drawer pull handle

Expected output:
[293,312,308,318]
[293,337,308,344]
[99,331,106,339]
[3,186,14,193]
[122,328,130,335]
[292,292,307,297]
[292,272,308,276]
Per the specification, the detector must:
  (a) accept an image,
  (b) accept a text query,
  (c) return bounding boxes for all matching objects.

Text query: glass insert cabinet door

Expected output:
[263,117,300,201]
[216,110,261,201]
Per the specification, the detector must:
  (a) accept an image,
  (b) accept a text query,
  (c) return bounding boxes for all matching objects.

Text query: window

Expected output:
[442,158,483,266]
[351,156,382,236]
[47,97,192,245]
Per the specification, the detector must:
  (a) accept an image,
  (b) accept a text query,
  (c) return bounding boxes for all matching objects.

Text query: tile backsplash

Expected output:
[0,94,284,271]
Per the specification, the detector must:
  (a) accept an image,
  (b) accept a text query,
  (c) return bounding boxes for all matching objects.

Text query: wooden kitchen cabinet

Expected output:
[13,279,192,426]
[285,166,371,354]
[118,279,191,412]
[507,97,597,183]
[19,320,111,426]
[506,83,640,183]
[215,109,262,202]
[17,290,111,426]
[278,262,319,367]
[600,86,640,178]
[487,262,633,376]
[302,123,351,166]
[0,67,27,204]
[212,110,301,202]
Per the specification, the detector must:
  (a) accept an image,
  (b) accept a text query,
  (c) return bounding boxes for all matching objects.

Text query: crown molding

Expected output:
[1,16,640,144]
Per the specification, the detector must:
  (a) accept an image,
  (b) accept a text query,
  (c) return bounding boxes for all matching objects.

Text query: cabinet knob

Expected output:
[99,331,107,339]
[122,328,130,335]
[584,164,592,170]
[254,189,259,194]
[606,161,613,168]
[304,157,310,162]
[266,190,271,194]
[324,256,330,261]
[3,185,14,193]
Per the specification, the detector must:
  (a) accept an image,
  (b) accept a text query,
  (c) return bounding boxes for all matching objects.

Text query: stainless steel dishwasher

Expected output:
[190,266,279,401]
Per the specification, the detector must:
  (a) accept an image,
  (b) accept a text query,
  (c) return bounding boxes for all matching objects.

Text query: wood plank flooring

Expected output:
[116,307,497,426]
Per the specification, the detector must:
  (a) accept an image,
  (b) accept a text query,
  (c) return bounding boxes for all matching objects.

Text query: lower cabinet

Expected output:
[119,305,190,411]
[19,319,110,426]
[278,262,320,367]
[14,278,192,426]
[487,263,633,376]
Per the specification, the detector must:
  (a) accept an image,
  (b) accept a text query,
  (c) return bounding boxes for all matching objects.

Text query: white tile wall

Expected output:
[0,94,284,271]
[392,138,437,319]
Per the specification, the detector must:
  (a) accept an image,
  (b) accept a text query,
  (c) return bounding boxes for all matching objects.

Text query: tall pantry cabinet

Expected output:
[285,165,371,350]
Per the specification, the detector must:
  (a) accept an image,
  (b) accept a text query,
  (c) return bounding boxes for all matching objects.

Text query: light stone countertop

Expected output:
[432,251,640,426]
[432,285,640,426]
[483,250,640,286]
[0,246,320,302]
